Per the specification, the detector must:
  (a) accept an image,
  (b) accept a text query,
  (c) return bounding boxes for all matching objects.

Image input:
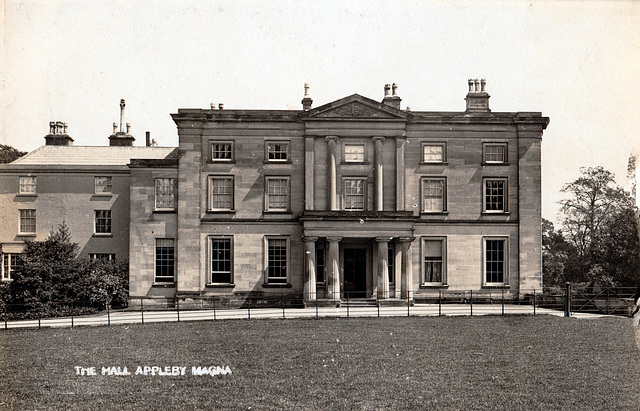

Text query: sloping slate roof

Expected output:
[10,146,178,166]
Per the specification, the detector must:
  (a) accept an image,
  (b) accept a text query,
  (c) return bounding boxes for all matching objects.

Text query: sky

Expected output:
[1,0,639,223]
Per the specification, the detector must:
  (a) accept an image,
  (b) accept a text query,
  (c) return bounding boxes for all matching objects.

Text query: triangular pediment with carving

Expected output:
[303,94,407,120]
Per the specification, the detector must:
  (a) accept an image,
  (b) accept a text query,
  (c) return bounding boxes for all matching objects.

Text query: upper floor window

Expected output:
[483,143,507,164]
[343,178,366,210]
[421,178,446,213]
[94,176,112,194]
[155,238,175,284]
[265,176,290,211]
[422,143,446,164]
[422,238,446,285]
[344,144,365,162]
[484,237,508,286]
[19,176,37,195]
[19,209,36,234]
[155,178,176,210]
[266,141,289,162]
[211,141,234,162]
[94,210,112,234]
[208,176,234,211]
[2,253,22,281]
[484,178,507,213]
[210,237,233,284]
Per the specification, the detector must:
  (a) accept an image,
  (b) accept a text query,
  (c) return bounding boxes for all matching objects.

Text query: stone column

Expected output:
[399,237,414,300]
[326,136,338,211]
[303,237,318,301]
[326,237,341,300]
[396,135,406,211]
[305,137,315,210]
[376,237,390,299]
[373,136,385,211]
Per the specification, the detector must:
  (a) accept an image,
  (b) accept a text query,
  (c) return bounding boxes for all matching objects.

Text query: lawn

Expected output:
[0,316,639,410]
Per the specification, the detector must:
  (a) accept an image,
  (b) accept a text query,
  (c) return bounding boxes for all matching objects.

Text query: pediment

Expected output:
[303,94,407,120]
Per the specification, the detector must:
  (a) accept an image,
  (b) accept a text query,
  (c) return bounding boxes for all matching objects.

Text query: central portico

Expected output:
[301,211,416,302]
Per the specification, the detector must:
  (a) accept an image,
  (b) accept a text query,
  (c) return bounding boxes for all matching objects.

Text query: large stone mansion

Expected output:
[0,81,549,305]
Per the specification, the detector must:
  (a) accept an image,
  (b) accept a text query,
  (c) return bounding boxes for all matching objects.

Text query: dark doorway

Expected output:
[344,248,367,298]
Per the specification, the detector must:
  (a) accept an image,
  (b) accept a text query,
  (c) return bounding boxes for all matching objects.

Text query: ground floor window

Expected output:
[155,239,175,283]
[90,253,116,261]
[484,238,507,285]
[388,244,395,284]
[266,237,288,284]
[2,254,21,280]
[422,238,446,285]
[210,237,233,284]
[316,246,325,284]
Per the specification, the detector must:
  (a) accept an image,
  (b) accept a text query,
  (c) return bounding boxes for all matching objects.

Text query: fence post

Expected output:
[107,303,110,326]
[213,299,217,321]
[315,293,318,318]
[176,298,180,322]
[606,287,610,315]
[376,293,380,318]
[564,283,571,317]
[282,293,285,320]
[533,289,536,316]
[470,290,473,316]
[71,301,74,328]
[4,306,6,330]
[407,290,410,317]
[38,311,41,329]
[501,289,504,316]
[438,290,442,317]
[141,298,145,325]
[247,298,251,320]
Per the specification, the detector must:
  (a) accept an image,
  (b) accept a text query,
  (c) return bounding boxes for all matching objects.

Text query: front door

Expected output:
[344,248,367,298]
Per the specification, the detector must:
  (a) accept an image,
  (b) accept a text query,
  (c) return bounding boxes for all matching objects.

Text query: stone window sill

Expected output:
[205,283,235,288]
[262,283,292,288]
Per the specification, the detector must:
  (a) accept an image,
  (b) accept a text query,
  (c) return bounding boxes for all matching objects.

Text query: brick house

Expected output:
[129,80,549,305]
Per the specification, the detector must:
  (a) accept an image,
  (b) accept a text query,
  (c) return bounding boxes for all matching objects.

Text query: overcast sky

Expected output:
[1,0,638,222]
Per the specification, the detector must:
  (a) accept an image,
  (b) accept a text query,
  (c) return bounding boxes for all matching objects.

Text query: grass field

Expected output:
[0,316,639,410]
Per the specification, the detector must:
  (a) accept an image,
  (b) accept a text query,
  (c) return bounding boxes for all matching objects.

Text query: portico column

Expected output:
[376,237,390,299]
[326,136,339,211]
[373,136,385,211]
[326,236,341,300]
[303,237,318,301]
[399,237,415,300]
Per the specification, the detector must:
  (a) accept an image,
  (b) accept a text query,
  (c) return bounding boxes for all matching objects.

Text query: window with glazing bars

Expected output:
[19,176,37,194]
[267,238,287,283]
[155,239,175,283]
[212,142,233,161]
[211,237,232,283]
[484,179,506,212]
[94,176,112,194]
[344,179,365,210]
[95,210,112,234]
[485,239,505,284]
[267,142,288,161]
[266,177,289,210]
[155,178,176,210]
[19,209,36,233]
[209,177,234,210]
[423,240,443,283]
[422,178,445,212]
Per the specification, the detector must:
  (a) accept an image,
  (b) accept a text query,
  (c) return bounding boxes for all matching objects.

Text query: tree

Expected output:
[558,166,638,287]
[542,218,579,287]
[0,144,26,163]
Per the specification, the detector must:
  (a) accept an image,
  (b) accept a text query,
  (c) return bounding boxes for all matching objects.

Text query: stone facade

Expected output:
[127,81,548,304]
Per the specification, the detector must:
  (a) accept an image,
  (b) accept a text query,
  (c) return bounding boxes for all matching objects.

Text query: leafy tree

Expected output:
[0,144,26,163]
[558,166,638,287]
[542,218,580,287]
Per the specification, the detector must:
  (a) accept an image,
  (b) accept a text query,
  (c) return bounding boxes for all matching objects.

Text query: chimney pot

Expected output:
[126,123,131,133]
[63,122,68,134]
[302,83,313,110]
[384,84,391,96]
[481,79,486,92]
[218,103,224,110]
[146,131,151,147]
[49,122,55,134]
[113,122,118,133]
[392,83,398,96]
[119,99,126,132]
[474,79,480,92]
[468,79,474,93]
[304,83,310,97]
[210,103,215,110]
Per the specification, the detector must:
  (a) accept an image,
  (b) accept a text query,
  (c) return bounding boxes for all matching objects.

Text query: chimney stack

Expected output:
[301,83,313,110]
[109,98,136,146]
[146,131,151,147]
[382,83,401,109]
[465,78,491,113]
[44,121,74,146]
